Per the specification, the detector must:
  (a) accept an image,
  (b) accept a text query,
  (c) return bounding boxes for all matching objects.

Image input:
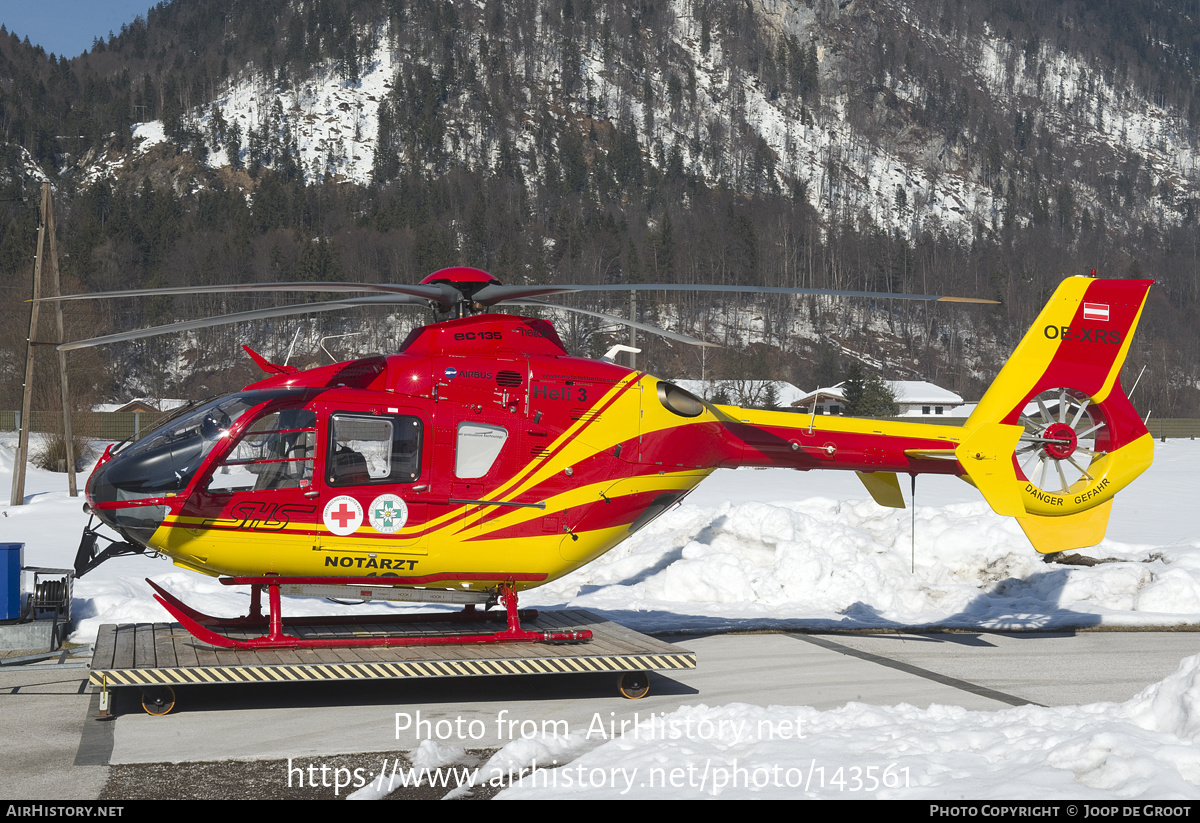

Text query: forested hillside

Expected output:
[1,0,1197,414]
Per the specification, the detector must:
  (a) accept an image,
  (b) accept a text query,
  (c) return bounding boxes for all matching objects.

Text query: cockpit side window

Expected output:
[206,409,318,493]
[327,413,422,487]
[87,389,324,511]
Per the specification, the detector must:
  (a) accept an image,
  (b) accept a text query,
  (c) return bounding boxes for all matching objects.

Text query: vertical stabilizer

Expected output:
[961,277,1154,552]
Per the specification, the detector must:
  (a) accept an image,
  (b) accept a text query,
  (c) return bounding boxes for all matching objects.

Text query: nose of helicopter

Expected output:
[85,443,180,547]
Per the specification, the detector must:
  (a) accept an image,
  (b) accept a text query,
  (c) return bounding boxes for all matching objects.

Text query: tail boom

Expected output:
[702,277,1154,553]
[633,276,1153,555]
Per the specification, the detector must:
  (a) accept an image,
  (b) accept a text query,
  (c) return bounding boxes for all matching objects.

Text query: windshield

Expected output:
[90,390,307,500]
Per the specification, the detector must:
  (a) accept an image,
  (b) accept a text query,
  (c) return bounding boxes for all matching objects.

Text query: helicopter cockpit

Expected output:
[86,389,320,542]
[205,406,318,493]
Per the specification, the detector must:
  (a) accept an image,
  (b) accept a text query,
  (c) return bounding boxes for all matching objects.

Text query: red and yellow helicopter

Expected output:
[56,269,1154,650]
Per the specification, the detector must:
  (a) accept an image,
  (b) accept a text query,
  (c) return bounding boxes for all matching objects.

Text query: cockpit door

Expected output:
[314,402,429,576]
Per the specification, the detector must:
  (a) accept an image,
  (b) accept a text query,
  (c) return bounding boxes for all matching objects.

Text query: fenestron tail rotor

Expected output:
[957,276,1154,554]
[1016,388,1105,495]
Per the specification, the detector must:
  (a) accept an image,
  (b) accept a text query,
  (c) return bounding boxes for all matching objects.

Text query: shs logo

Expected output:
[207,502,316,531]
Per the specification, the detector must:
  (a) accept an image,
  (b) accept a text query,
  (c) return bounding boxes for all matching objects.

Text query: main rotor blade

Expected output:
[57,295,426,351]
[474,283,1000,305]
[508,300,718,347]
[38,282,461,311]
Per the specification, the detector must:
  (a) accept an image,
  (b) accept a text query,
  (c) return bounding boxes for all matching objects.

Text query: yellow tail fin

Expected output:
[963,276,1154,551]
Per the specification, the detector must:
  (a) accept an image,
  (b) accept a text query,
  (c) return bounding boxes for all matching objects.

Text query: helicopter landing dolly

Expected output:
[88,609,692,715]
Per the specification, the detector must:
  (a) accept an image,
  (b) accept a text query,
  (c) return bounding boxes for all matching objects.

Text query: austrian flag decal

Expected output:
[1083,302,1110,322]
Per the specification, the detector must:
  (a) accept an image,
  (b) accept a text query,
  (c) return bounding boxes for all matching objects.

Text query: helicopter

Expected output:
[53,268,1153,650]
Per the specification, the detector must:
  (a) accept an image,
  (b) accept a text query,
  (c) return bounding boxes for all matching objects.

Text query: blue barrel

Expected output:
[0,544,22,620]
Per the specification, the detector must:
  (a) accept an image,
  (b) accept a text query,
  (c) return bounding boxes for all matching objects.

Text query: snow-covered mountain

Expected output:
[79,0,1200,240]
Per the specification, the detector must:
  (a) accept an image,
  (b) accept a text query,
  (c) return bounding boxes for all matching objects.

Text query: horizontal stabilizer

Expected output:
[855,471,905,509]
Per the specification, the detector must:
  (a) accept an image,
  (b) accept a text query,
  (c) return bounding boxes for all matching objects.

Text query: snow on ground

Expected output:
[493,655,1200,798]
[2,433,1199,798]
[131,121,167,154]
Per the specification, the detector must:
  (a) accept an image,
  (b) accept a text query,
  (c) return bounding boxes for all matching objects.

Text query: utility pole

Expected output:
[47,183,77,497]
[9,182,74,506]
[11,186,46,506]
[628,290,637,371]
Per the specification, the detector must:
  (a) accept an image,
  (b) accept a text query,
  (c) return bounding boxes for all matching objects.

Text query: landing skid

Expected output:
[145,579,539,628]
[149,576,591,650]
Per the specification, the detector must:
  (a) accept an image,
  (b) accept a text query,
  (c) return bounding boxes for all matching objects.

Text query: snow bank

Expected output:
[491,654,1200,798]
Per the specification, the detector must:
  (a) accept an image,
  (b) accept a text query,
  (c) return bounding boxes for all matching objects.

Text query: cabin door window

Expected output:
[326,413,423,487]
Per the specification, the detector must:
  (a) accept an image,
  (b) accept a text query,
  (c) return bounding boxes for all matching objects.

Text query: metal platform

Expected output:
[88,610,695,712]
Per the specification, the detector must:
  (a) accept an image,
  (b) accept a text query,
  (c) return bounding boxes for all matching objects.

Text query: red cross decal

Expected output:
[330,503,357,528]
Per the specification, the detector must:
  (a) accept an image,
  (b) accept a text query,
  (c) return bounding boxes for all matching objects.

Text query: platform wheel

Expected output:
[140,685,176,716]
[617,670,650,699]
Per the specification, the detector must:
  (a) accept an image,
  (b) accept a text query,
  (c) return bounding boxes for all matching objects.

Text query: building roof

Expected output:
[789,385,847,407]
[887,381,963,405]
[92,398,189,413]
[671,379,806,408]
